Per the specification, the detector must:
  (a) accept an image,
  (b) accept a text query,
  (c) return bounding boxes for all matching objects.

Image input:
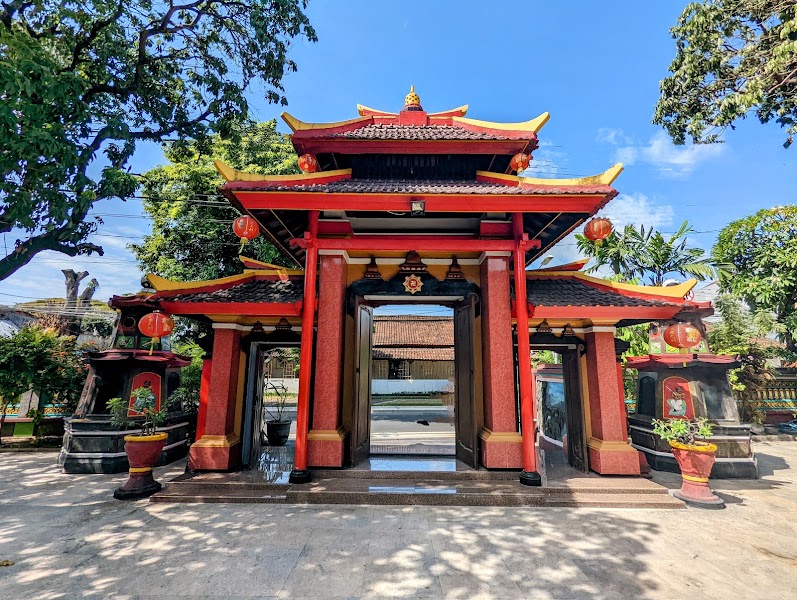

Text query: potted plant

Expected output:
[108,384,169,499]
[652,417,725,509]
[263,380,291,446]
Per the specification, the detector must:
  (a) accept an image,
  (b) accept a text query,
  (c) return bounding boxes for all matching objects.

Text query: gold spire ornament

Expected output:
[404,85,421,108]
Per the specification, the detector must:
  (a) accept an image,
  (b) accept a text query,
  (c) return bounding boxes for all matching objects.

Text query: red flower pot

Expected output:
[113,433,168,500]
[669,441,725,509]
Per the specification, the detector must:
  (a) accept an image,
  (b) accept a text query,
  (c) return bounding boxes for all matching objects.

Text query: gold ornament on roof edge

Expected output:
[404,85,421,107]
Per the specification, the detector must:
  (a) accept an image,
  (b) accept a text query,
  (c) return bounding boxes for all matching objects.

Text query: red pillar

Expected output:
[513,213,541,486]
[479,254,523,468]
[193,358,213,441]
[188,328,243,471]
[308,252,347,467]
[290,211,319,483]
[584,329,640,474]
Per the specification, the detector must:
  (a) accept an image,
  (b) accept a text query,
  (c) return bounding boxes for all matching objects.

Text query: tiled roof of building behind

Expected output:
[373,315,454,348]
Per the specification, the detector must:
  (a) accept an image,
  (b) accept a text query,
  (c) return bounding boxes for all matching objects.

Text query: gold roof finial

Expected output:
[404,85,421,108]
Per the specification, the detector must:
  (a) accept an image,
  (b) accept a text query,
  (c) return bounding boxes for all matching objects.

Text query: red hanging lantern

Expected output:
[663,322,702,350]
[298,153,318,173]
[583,217,613,243]
[233,215,259,253]
[510,152,531,173]
[138,311,175,355]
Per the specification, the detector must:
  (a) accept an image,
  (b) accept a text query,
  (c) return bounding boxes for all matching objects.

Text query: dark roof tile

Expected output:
[159,279,303,304]
[331,124,528,141]
[527,279,676,308]
[373,315,454,347]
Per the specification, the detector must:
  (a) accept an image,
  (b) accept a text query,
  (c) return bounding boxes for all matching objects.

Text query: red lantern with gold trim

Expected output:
[663,322,702,350]
[298,153,318,173]
[583,217,613,243]
[138,311,175,355]
[510,152,531,173]
[233,215,259,253]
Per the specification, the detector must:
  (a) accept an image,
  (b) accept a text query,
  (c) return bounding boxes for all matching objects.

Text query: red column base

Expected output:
[587,442,641,475]
[479,429,523,469]
[307,429,346,467]
[188,435,241,471]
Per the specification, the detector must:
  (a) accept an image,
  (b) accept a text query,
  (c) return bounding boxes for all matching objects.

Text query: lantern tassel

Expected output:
[149,336,159,356]
[238,238,248,254]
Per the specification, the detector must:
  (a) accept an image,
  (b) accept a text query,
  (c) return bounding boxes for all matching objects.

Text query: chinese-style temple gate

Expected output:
[145,89,711,485]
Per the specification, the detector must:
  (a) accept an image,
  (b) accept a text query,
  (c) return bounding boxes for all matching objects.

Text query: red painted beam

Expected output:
[291,237,540,252]
[525,305,684,320]
[291,139,530,156]
[234,191,605,214]
[158,301,302,317]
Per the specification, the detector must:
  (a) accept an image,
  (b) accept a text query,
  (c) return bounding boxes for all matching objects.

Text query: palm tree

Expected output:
[577,221,720,285]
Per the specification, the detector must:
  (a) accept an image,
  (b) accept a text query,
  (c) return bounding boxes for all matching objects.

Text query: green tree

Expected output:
[577,221,718,285]
[0,325,87,441]
[0,0,315,281]
[654,1,797,147]
[713,206,797,351]
[131,120,298,282]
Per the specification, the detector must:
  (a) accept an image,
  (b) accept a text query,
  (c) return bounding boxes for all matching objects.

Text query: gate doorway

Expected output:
[351,297,479,468]
[526,337,588,476]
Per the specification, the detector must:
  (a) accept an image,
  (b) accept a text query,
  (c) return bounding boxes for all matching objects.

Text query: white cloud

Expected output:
[606,131,724,176]
[523,140,568,178]
[596,127,632,145]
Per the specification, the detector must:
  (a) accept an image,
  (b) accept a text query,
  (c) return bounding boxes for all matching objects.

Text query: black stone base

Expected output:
[519,470,542,487]
[113,481,162,500]
[289,469,312,484]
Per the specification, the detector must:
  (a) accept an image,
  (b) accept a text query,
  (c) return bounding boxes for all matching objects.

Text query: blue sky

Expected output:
[3,0,796,305]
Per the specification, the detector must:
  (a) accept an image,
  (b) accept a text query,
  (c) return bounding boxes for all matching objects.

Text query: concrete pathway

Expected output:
[1,442,796,599]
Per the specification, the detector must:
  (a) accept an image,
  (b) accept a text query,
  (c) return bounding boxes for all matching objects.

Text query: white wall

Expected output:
[372,379,453,395]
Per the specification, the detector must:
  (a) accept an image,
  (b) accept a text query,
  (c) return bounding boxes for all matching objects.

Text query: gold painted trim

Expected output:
[129,466,153,473]
[215,160,351,183]
[281,112,371,133]
[147,272,251,293]
[308,428,347,441]
[124,433,168,443]
[454,112,550,133]
[587,438,637,453]
[669,441,718,453]
[192,433,241,448]
[527,270,698,300]
[682,474,709,483]
[479,428,523,443]
[478,163,623,187]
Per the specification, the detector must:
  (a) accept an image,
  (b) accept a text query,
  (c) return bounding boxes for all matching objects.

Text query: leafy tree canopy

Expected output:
[713,205,797,351]
[131,120,298,282]
[0,0,315,281]
[576,221,718,286]
[654,0,797,147]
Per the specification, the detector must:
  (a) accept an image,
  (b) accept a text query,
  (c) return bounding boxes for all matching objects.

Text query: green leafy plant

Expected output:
[108,386,168,436]
[652,417,714,446]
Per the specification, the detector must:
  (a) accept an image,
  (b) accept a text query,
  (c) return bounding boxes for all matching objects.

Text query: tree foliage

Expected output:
[712,205,797,351]
[131,120,298,282]
[654,0,797,147]
[0,0,315,280]
[577,221,718,285]
[0,324,87,438]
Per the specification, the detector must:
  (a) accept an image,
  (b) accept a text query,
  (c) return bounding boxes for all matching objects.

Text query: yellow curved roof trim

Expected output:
[281,111,371,132]
[357,104,396,117]
[453,112,550,133]
[476,163,623,187]
[147,273,252,293]
[356,104,469,117]
[527,270,698,300]
[428,105,469,117]
[214,161,351,183]
[522,163,623,186]
[238,256,304,275]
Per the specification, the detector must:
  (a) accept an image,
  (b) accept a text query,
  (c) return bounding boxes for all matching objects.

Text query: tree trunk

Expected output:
[0,403,7,446]
[62,269,89,337]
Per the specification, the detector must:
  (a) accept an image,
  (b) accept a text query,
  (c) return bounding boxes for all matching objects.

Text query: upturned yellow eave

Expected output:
[239,256,304,275]
[214,160,351,183]
[453,112,550,134]
[281,111,371,132]
[147,273,253,293]
[477,163,623,187]
[526,270,698,300]
[356,104,469,117]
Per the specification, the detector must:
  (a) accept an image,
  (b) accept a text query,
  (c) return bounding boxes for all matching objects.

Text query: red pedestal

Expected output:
[308,253,347,467]
[479,255,522,468]
[188,328,243,471]
[584,330,640,475]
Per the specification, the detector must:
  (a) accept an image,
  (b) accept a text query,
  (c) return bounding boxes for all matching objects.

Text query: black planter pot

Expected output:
[266,421,291,446]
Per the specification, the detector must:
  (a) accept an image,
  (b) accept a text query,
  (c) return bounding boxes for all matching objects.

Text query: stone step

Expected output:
[311,468,519,481]
[545,493,685,509]
[150,486,287,504]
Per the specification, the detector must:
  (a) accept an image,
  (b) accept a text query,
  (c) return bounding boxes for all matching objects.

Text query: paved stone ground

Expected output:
[1,442,796,600]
